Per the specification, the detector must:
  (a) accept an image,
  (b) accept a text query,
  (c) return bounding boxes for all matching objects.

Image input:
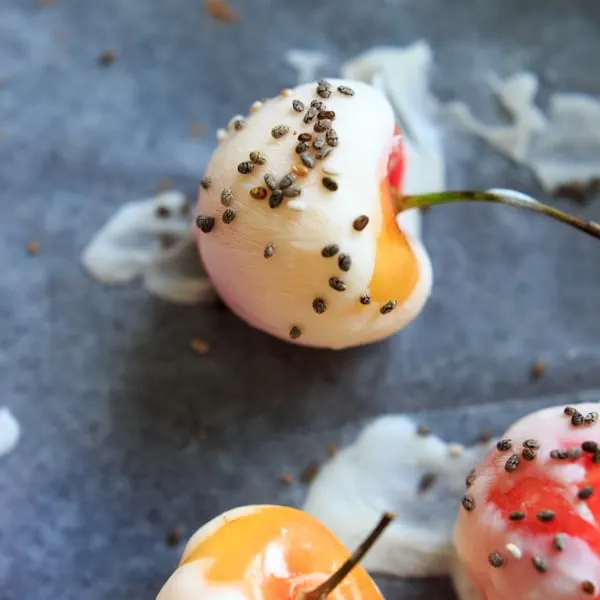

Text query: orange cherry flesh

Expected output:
[180,505,383,600]
[368,125,419,304]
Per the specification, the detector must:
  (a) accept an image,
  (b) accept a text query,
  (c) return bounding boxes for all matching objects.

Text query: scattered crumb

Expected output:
[196,428,207,441]
[156,178,174,192]
[553,179,600,205]
[155,205,171,219]
[190,338,210,355]
[300,461,320,484]
[477,428,493,443]
[416,424,431,436]
[280,473,293,485]
[166,526,183,547]
[447,443,464,457]
[26,241,41,256]
[417,472,437,493]
[203,0,240,23]
[0,78,6,88]
[189,121,205,137]
[325,443,338,457]
[158,234,176,250]
[97,49,116,66]
[531,360,547,381]
[53,30,66,42]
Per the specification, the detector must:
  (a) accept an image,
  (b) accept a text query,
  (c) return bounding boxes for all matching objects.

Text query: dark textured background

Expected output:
[1,1,599,599]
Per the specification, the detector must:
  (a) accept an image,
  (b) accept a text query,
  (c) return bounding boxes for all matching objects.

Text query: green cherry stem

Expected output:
[391,187,600,241]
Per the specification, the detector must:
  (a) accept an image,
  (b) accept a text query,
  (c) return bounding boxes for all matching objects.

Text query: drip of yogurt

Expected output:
[302,415,494,578]
[0,407,20,458]
[446,72,600,191]
[81,191,215,304]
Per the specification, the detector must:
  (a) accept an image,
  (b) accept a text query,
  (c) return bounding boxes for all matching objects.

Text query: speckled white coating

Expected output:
[195,79,432,349]
[453,403,600,600]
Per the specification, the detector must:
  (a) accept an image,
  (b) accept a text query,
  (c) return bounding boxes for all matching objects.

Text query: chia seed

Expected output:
[237,161,254,175]
[195,215,215,233]
[338,85,355,96]
[505,454,520,473]
[312,298,326,314]
[271,124,290,139]
[461,495,475,511]
[328,277,346,292]
[321,244,339,258]
[488,552,504,568]
[322,176,338,191]
[269,190,284,208]
[497,439,513,451]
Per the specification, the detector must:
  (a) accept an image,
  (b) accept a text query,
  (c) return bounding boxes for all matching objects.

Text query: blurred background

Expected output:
[1,1,599,599]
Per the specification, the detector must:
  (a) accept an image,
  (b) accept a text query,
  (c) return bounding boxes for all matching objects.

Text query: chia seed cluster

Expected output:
[460,406,600,593]
[195,80,401,341]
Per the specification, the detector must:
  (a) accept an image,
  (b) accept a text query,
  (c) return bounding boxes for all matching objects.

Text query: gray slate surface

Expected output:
[1,1,600,599]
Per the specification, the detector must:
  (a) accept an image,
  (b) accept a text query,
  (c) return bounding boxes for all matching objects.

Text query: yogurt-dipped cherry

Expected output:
[454,403,600,600]
[157,505,394,600]
[195,78,600,350]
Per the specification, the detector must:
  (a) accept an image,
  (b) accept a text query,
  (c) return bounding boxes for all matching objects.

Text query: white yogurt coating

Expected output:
[0,407,20,458]
[196,78,432,349]
[81,191,214,304]
[342,41,445,202]
[80,43,442,319]
[446,72,600,191]
[454,403,600,600]
[302,415,494,577]
[157,559,248,600]
[158,506,261,600]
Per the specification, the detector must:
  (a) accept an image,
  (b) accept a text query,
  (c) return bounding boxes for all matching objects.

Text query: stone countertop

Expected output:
[1,1,599,598]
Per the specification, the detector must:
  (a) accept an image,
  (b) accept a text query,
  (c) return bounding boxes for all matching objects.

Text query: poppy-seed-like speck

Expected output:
[328,277,346,292]
[250,186,268,200]
[237,161,254,175]
[312,298,326,314]
[322,177,338,191]
[352,215,369,231]
[222,208,236,224]
[196,215,215,233]
[321,244,339,258]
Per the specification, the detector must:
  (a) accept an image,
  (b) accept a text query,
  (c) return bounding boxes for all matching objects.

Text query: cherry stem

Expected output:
[301,512,395,600]
[391,188,600,241]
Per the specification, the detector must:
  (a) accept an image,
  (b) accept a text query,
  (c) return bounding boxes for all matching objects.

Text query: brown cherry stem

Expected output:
[301,512,396,600]
[390,188,600,241]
